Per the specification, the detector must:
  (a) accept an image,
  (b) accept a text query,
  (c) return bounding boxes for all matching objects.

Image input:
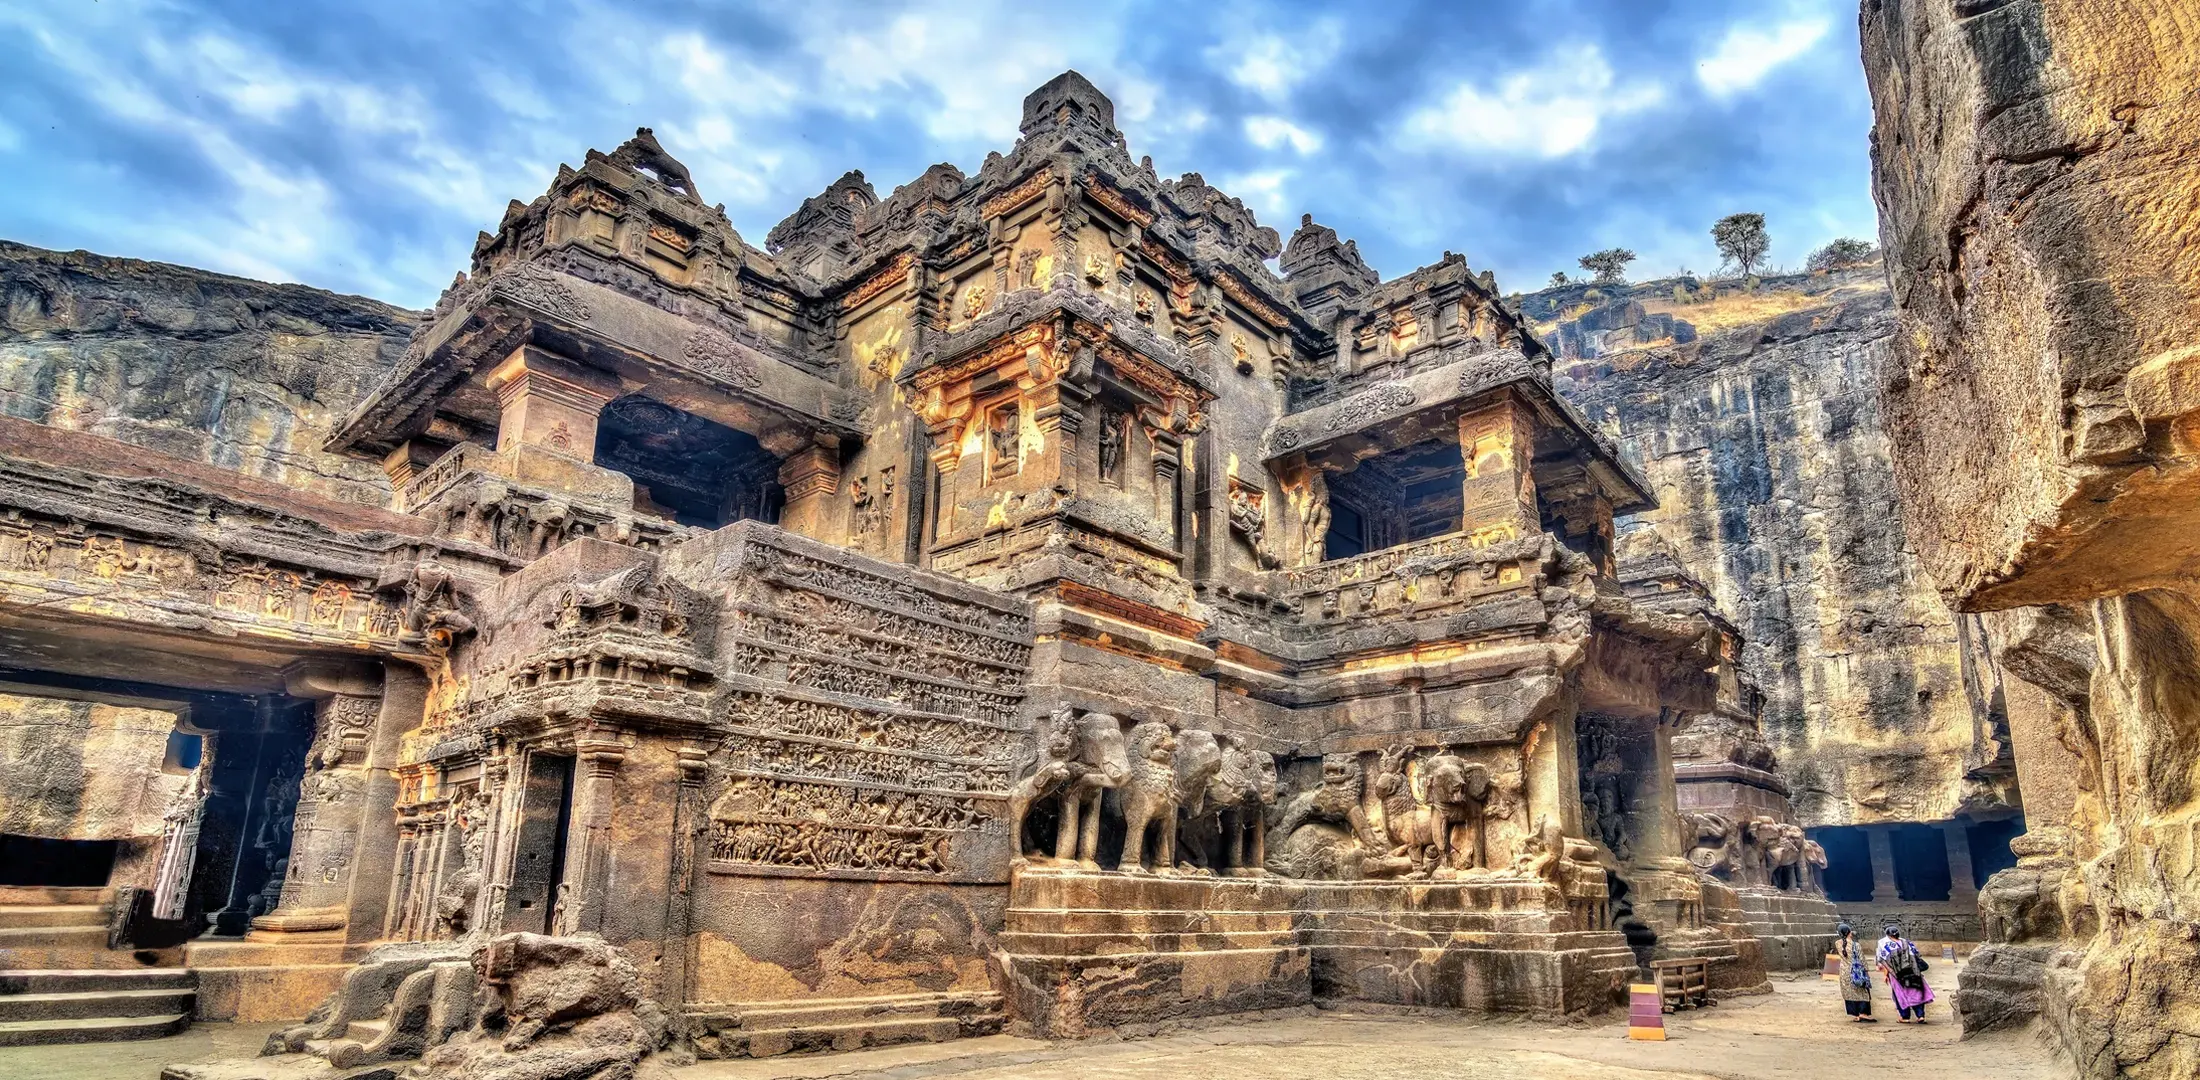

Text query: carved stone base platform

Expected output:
[997,868,1643,1034]
[1731,887,1839,972]
[997,868,1311,1038]
[1649,925,1769,998]
[1299,879,1636,1017]
[181,935,359,1022]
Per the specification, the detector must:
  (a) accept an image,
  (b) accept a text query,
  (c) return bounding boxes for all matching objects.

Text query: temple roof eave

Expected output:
[329,266,866,458]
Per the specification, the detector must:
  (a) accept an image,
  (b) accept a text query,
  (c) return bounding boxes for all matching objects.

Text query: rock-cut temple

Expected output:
[0,73,1844,1071]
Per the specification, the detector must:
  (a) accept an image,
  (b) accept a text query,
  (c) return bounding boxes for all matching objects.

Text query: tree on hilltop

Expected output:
[1578,248,1637,285]
[1549,271,1572,287]
[1807,237,1878,272]
[1711,213,1769,277]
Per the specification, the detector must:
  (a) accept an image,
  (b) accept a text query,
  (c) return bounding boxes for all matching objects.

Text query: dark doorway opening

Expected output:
[504,753,576,934]
[1966,816,2025,888]
[594,394,784,529]
[1812,826,1874,903]
[1325,501,1367,560]
[1891,824,1952,902]
[1321,438,1467,560]
[0,835,118,887]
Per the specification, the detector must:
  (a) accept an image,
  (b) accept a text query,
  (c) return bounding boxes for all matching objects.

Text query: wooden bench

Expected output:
[1651,957,1712,1012]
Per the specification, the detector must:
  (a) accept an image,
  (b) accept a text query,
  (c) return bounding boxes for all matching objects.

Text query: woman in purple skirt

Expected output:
[1876,924,1936,1023]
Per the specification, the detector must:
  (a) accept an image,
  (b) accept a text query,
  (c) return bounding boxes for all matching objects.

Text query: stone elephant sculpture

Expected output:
[1268,753,1411,880]
[1683,811,1740,879]
[1050,711,1131,868]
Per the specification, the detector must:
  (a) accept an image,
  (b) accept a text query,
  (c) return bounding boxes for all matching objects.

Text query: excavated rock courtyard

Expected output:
[2,975,2056,1080]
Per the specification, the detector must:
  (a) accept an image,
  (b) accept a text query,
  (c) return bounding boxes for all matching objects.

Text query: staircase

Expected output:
[0,889,195,1046]
[688,991,1005,1059]
[0,969,196,1046]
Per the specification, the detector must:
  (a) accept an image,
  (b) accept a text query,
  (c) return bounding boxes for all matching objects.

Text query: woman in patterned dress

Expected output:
[1877,924,1936,1023]
[1836,923,1875,1022]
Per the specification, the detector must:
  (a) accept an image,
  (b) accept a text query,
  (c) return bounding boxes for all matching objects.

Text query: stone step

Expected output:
[0,887,107,907]
[0,1011,190,1047]
[0,936,183,970]
[342,1017,388,1045]
[0,968,195,994]
[0,986,197,1022]
[0,905,108,929]
[692,992,1004,1060]
[716,991,1001,1029]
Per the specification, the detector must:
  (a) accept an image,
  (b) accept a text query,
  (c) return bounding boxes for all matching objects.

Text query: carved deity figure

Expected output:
[1577,724,1632,861]
[1097,412,1124,483]
[989,405,1021,471]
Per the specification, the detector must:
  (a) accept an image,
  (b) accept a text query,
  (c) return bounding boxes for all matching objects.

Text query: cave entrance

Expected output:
[594,394,784,530]
[1965,815,2024,888]
[0,669,313,939]
[1810,826,1874,903]
[1322,437,1467,559]
[1890,823,1953,902]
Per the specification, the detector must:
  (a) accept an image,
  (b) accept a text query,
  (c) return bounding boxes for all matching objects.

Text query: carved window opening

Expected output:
[1318,438,1466,560]
[1325,500,1368,560]
[1890,822,1953,902]
[594,394,784,529]
[1811,825,1874,902]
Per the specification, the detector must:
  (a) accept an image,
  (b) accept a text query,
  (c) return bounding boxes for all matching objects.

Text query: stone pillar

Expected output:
[658,745,708,1007]
[1944,821,1979,906]
[345,663,426,945]
[556,732,628,935]
[1631,718,1685,862]
[485,345,619,461]
[1866,826,1899,903]
[252,665,384,934]
[1457,397,1538,544]
[1149,424,1183,545]
[774,442,842,539]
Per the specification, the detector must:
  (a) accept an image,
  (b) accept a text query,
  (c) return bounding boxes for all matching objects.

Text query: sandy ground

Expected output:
[0,972,2064,1080]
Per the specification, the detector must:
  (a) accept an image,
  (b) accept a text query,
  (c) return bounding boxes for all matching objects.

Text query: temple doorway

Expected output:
[502,752,576,934]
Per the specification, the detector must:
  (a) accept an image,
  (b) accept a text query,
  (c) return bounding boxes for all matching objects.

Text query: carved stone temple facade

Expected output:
[0,73,1837,1068]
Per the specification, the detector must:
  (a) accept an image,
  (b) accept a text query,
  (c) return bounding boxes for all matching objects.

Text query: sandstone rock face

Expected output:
[0,241,415,505]
[1546,270,1989,827]
[1863,0,2200,609]
[1864,3,2200,1076]
[0,693,187,840]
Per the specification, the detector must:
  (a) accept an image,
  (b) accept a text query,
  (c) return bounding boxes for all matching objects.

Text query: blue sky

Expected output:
[0,0,1879,310]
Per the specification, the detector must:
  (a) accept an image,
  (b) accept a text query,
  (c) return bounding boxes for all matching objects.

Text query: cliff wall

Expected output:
[1540,269,2000,827]
[0,241,416,506]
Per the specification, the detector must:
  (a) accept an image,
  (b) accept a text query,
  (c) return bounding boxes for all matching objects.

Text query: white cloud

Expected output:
[1221,169,1292,218]
[1218,21,1342,101]
[1244,115,1322,155]
[1696,18,1831,96]
[1398,44,1664,159]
